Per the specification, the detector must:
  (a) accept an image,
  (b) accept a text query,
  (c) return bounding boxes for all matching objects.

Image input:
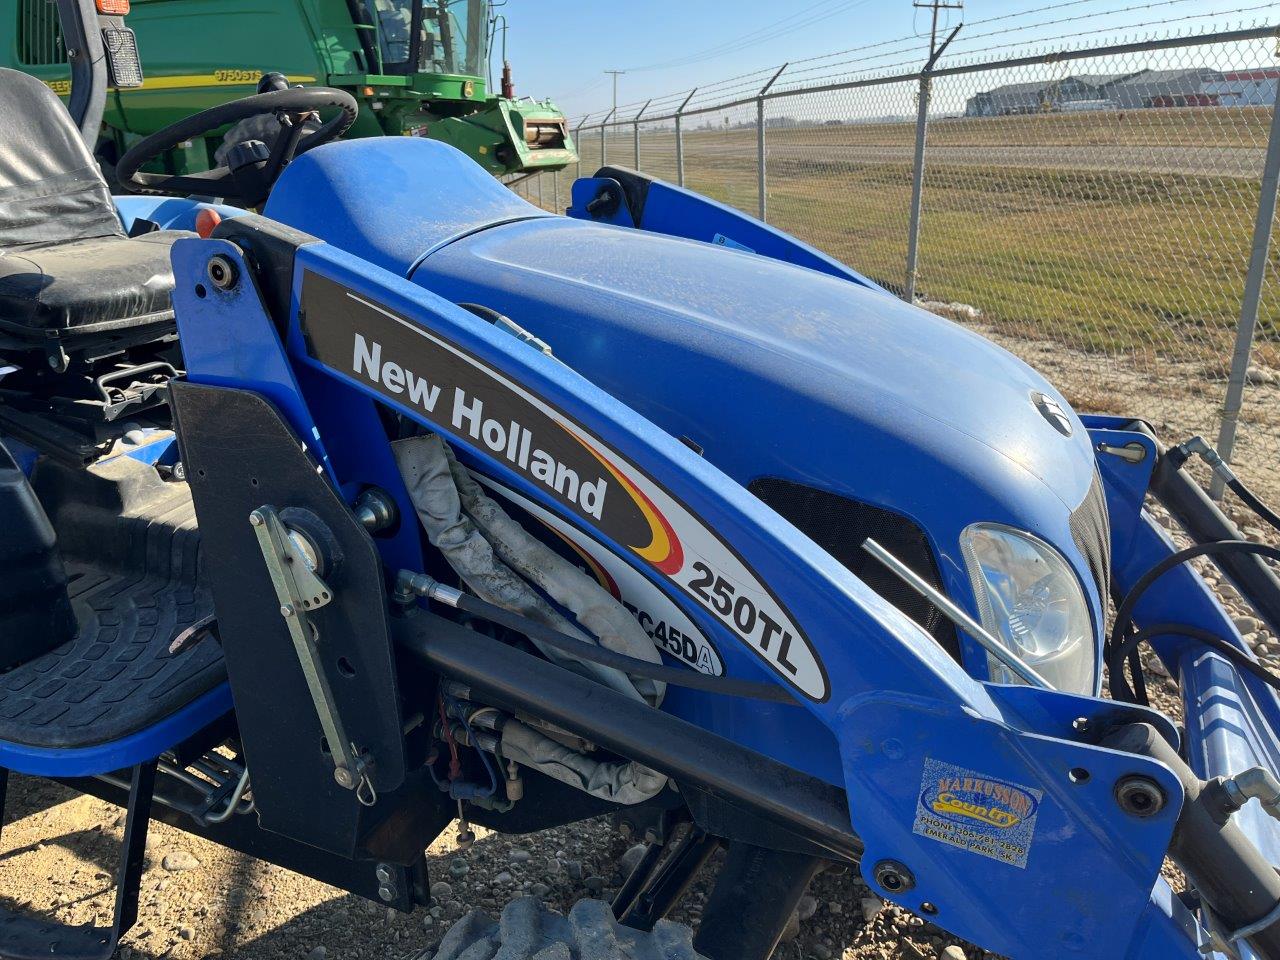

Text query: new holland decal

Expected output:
[300,271,827,700]
[912,758,1042,868]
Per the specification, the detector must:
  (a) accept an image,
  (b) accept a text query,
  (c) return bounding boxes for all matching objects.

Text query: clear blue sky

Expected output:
[494,0,1261,119]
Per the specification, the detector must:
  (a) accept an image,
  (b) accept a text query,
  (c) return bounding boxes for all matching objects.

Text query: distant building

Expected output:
[1100,69,1225,108]
[964,75,1118,116]
[1205,70,1280,107]
[962,67,1265,116]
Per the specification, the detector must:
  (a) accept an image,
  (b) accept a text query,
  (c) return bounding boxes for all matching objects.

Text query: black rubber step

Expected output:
[0,560,222,748]
[0,452,224,749]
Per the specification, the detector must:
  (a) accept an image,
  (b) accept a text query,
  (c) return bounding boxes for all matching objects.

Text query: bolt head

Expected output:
[207,255,238,291]
[376,864,393,883]
[249,512,264,527]
[1115,775,1166,818]
[280,603,295,618]
[334,767,356,788]
[872,859,915,894]
[378,883,396,903]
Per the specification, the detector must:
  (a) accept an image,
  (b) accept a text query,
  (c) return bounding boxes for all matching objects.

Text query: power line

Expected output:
[570,0,1273,124]
[620,0,879,74]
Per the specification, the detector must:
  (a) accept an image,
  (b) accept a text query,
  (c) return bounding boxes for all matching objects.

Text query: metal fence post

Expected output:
[633,99,651,171]
[573,118,586,180]
[904,26,960,304]
[601,110,614,166]
[904,76,930,303]
[675,88,696,188]
[757,65,787,223]
[1212,79,1280,498]
[537,172,543,208]
[553,168,560,212]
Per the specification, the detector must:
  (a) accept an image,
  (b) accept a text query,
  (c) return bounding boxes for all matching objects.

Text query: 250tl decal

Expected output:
[688,562,797,674]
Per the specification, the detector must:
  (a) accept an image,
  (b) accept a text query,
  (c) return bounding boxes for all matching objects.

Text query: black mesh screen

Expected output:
[1070,470,1111,604]
[748,478,960,660]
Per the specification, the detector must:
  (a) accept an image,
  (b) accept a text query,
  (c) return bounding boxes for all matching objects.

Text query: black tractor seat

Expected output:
[0,69,192,353]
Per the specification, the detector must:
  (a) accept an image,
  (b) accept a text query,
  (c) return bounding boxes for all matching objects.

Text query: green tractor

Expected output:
[4,0,576,180]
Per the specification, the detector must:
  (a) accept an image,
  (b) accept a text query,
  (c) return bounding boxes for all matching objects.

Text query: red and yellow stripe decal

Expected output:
[564,426,685,576]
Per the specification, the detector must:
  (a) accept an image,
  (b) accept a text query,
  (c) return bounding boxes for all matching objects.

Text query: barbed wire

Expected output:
[573,7,1279,126]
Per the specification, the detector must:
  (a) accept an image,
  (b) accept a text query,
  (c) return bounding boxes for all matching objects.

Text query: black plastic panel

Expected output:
[170,380,410,857]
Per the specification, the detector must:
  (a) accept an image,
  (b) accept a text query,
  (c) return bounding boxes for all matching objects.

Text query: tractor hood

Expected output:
[412,217,1099,511]
[409,217,1108,655]
[264,140,1107,668]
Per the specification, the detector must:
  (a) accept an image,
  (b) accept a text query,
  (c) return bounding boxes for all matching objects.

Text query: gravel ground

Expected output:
[0,464,1274,960]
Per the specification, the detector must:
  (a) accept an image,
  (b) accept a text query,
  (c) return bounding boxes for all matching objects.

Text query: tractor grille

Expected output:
[748,478,960,659]
[17,0,65,66]
[1070,470,1112,604]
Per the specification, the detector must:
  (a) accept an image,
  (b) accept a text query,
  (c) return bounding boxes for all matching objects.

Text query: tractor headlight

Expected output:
[959,523,1095,693]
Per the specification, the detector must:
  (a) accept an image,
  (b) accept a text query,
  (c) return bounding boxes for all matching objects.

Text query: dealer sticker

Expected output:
[912,758,1042,868]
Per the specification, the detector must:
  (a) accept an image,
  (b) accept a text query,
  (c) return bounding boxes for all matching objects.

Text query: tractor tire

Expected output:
[433,896,706,960]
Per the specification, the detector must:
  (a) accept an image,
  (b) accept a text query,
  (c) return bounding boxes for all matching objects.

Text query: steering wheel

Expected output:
[116,86,358,202]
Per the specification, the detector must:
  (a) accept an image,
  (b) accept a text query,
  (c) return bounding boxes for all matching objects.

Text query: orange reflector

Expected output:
[96,0,130,13]
[362,86,375,97]
[194,208,222,239]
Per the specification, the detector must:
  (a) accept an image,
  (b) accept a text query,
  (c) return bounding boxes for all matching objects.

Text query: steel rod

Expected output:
[862,538,1050,688]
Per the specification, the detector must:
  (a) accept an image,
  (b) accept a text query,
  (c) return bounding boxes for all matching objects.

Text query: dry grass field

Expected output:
[546,103,1280,490]
[569,106,1277,357]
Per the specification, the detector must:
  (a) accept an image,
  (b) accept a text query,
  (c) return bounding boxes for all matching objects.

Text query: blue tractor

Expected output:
[3,3,1280,958]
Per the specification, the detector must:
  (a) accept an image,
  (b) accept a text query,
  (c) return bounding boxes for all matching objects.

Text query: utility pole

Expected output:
[915,0,962,59]
[605,69,625,117]
[604,70,625,165]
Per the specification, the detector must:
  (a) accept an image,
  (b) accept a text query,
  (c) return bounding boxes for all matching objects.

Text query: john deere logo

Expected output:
[922,772,1038,830]
[463,80,475,97]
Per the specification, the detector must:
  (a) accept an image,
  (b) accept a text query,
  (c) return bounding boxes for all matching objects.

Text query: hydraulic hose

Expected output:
[400,572,796,704]
[1107,540,1280,702]
[1110,622,1280,705]
[1229,475,1280,535]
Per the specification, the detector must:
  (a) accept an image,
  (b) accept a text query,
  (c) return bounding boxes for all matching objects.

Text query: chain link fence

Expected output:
[512,25,1280,500]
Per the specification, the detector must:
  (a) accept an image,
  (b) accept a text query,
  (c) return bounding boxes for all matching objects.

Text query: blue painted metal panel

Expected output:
[567,173,888,292]
[113,195,243,234]
[411,215,1106,681]
[0,685,233,777]
[262,139,550,275]
[170,238,334,479]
